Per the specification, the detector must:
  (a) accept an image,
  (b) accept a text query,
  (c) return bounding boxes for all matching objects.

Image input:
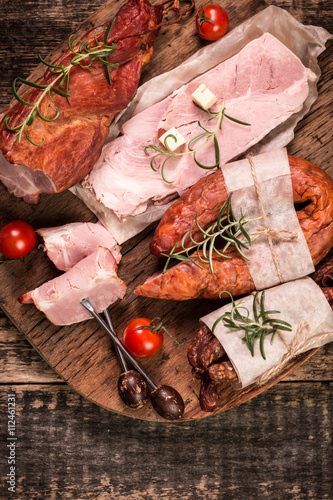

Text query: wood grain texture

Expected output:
[2,307,331,383]
[0,311,63,383]
[0,382,332,499]
[0,0,332,423]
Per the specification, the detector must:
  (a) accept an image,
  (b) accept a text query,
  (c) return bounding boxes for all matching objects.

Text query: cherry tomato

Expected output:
[123,318,164,358]
[0,220,36,259]
[196,4,229,41]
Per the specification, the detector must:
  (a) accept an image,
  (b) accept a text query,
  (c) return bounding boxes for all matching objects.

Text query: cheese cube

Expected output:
[159,127,186,152]
[192,84,217,110]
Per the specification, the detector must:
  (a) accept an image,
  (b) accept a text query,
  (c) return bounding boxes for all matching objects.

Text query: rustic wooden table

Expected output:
[0,0,332,498]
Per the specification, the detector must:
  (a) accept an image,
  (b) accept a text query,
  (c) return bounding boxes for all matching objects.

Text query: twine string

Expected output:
[256,320,333,386]
[246,155,297,284]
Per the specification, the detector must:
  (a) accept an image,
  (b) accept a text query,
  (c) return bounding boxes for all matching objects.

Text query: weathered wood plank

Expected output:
[0,312,63,383]
[266,0,333,32]
[0,383,332,499]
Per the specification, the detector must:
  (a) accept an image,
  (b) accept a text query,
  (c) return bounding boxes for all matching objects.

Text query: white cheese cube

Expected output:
[159,127,186,152]
[192,84,217,110]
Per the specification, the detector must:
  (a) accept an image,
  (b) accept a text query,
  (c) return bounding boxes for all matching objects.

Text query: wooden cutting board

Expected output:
[0,0,332,422]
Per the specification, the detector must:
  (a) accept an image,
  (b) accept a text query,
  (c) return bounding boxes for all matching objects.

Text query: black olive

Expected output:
[141,44,147,51]
[150,385,185,420]
[117,370,149,409]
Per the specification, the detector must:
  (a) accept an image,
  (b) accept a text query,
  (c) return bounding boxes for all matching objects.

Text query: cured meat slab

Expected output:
[0,0,332,421]
[83,33,313,221]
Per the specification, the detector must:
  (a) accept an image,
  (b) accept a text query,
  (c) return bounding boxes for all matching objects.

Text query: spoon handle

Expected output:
[103,308,128,373]
[81,299,157,391]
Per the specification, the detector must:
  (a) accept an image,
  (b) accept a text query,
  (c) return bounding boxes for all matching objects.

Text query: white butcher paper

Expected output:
[221,148,315,290]
[201,277,333,389]
[71,5,332,244]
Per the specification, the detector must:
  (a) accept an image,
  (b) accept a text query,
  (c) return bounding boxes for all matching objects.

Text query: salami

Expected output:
[135,156,333,300]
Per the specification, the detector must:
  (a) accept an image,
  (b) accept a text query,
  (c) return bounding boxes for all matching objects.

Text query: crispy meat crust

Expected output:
[0,0,163,200]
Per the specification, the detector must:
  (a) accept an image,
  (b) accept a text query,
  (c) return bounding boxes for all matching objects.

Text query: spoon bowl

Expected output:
[151,384,185,420]
[118,370,149,409]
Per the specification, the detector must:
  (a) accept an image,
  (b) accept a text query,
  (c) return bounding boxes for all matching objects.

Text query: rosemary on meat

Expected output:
[212,291,292,360]
[144,101,251,183]
[161,193,260,274]
[4,18,118,146]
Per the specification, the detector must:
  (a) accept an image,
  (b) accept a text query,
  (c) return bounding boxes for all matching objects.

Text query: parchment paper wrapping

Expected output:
[71,5,332,244]
[222,148,315,289]
[201,277,333,389]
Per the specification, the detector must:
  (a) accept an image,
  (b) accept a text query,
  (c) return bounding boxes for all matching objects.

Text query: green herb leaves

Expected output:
[212,291,292,360]
[5,18,118,146]
[161,193,259,274]
[144,101,250,183]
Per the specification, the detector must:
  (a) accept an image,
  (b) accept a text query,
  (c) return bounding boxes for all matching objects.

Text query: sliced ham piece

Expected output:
[18,247,126,325]
[37,222,121,271]
[82,33,315,222]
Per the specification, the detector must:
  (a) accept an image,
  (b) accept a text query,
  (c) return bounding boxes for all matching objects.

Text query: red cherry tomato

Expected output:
[123,318,164,358]
[196,4,229,41]
[0,220,36,259]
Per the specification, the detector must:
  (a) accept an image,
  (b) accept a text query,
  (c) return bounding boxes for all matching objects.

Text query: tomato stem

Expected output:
[197,6,217,35]
[135,318,182,346]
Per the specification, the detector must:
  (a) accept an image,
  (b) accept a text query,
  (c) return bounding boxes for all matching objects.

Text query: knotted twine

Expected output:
[256,320,333,386]
[246,155,298,284]
[241,164,331,386]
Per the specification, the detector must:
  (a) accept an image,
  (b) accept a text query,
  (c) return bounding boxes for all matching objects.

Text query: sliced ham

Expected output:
[37,222,121,271]
[18,247,126,325]
[82,33,315,222]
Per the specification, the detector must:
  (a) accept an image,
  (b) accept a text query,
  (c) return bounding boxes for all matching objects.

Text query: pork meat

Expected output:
[83,33,315,222]
[0,0,163,203]
[18,247,126,325]
[37,222,121,271]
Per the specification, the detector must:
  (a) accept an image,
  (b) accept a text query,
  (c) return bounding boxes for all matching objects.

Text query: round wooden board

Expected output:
[0,0,332,422]
[0,183,322,422]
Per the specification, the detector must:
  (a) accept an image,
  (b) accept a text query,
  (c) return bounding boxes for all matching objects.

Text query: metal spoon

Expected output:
[103,308,148,409]
[81,299,185,420]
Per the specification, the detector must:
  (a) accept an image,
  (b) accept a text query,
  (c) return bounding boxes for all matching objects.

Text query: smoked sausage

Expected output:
[135,156,333,300]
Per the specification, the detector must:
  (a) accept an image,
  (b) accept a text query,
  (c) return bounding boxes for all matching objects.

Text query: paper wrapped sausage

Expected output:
[135,153,333,300]
[188,256,333,411]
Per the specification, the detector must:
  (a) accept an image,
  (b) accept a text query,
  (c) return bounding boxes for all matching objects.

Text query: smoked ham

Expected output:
[37,222,121,271]
[18,247,126,325]
[135,156,333,300]
[82,33,314,222]
[0,0,163,203]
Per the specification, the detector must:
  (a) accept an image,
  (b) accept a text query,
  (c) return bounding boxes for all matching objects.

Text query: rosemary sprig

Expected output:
[161,193,261,274]
[5,18,118,146]
[212,291,292,360]
[143,101,250,183]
